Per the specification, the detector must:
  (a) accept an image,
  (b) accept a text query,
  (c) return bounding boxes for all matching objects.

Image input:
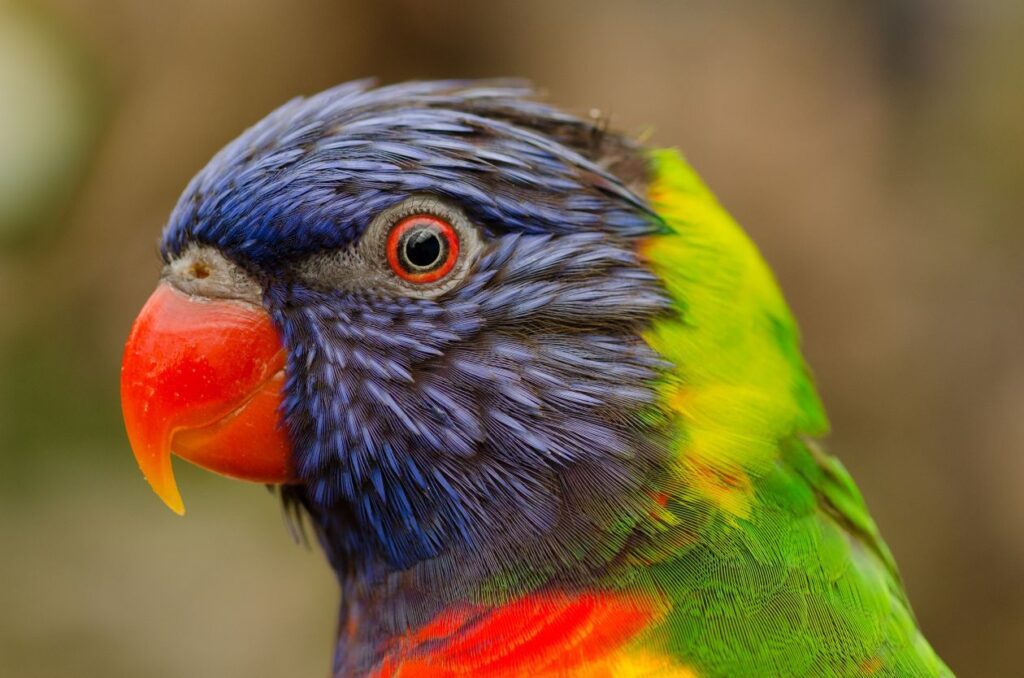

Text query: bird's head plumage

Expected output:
[124,81,675,589]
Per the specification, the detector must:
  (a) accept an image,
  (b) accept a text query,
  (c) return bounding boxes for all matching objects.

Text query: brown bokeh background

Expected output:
[1,1,1021,676]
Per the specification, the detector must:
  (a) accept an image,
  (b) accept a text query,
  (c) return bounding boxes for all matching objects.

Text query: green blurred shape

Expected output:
[0,3,103,244]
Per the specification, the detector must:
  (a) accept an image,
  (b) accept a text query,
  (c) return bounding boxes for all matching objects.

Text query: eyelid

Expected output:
[364,196,483,298]
[293,196,483,299]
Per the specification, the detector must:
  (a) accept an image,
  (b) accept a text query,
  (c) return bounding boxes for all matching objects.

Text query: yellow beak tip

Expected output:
[144,473,186,516]
[158,489,186,516]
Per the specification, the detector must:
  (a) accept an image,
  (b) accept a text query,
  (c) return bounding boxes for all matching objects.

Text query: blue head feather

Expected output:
[163,80,656,267]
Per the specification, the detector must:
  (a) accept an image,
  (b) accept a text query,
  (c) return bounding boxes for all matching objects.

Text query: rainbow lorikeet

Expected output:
[121,80,951,677]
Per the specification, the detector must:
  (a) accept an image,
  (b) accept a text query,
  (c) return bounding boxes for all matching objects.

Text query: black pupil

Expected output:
[403,228,444,269]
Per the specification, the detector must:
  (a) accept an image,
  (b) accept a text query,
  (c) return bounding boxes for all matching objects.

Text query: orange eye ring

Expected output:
[386,214,460,284]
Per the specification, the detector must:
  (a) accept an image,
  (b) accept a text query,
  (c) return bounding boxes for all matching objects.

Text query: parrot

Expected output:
[120,80,952,677]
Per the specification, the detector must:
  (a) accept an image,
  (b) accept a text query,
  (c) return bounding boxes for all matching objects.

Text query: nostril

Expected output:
[190,261,211,279]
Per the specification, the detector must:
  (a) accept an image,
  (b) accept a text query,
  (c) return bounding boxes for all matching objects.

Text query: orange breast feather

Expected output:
[373,591,696,677]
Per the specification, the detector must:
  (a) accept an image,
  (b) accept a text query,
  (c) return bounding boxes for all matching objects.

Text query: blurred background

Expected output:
[0,0,1020,676]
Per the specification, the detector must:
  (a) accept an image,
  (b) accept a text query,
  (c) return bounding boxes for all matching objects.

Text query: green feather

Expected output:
[617,149,951,677]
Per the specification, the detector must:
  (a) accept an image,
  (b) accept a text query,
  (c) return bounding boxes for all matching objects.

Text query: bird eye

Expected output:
[386,214,460,284]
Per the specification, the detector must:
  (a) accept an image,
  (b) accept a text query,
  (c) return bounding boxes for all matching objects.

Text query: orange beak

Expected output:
[120,282,295,515]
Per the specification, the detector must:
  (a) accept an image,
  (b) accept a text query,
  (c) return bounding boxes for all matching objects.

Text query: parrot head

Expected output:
[122,81,673,580]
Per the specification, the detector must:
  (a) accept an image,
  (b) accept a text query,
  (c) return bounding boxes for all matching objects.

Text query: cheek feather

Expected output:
[271,229,674,580]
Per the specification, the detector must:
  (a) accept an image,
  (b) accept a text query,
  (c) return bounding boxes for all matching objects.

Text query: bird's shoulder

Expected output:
[617,149,951,676]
